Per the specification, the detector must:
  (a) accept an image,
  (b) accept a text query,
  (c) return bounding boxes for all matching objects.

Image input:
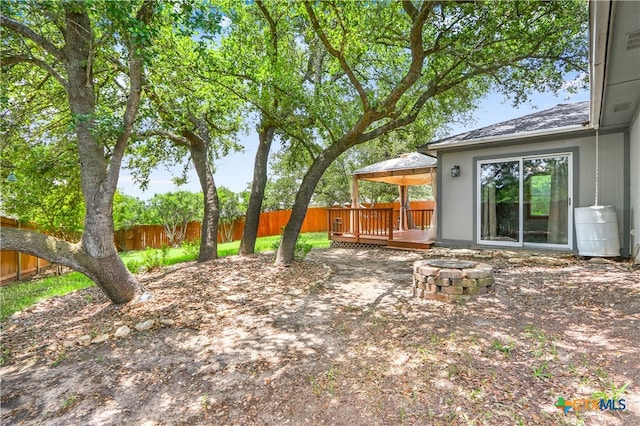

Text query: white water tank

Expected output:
[574,206,620,257]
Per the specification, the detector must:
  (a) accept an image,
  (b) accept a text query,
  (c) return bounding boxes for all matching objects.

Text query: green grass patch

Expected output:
[0,272,93,321]
[118,232,329,263]
[1,232,330,321]
[225,232,330,256]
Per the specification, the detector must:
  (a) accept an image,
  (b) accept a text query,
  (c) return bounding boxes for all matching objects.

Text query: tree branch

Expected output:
[137,129,191,147]
[303,1,371,112]
[106,0,155,191]
[0,227,90,274]
[379,1,434,114]
[2,54,68,89]
[0,14,64,62]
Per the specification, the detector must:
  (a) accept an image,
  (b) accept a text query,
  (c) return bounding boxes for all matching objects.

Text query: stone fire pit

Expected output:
[413,259,494,302]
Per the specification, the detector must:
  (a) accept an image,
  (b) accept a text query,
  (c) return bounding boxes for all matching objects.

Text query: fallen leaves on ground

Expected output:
[1,248,639,425]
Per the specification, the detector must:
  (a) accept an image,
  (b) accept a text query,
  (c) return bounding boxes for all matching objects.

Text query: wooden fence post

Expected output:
[16,220,21,281]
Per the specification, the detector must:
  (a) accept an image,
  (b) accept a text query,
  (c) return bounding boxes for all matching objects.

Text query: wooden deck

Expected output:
[327,207,434,249]
[330,229,433,249]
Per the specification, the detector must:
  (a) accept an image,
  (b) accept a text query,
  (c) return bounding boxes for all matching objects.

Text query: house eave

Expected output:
[419,124,589,156]
[590,0,612,129]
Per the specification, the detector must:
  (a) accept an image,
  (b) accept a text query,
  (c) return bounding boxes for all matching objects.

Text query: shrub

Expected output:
[125,259,142,274]
[141,247,167,272]
[181,239,200,260]
[271,236,313,260]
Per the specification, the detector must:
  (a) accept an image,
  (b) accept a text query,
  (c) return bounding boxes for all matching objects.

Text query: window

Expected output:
[478,153,572,248]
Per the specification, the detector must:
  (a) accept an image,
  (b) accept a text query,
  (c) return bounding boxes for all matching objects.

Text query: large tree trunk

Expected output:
[239,124,275,255]
[62,5,137,302]
[1,226,136,304]
[185,130,220,262]
[0,3,155,304]
[275,142,347,265]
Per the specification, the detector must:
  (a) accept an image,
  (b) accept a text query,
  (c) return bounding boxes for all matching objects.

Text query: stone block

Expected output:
[114,325,131,338]
[417,281,426,290]
[450,278,463,287]
[460,278,477,288]
[418,266,440,276]
[77,335,91,346]
[427,293,469,302]
[427,276,435,285]
[446,294,471,302]
[413,260,431,272]
[476,277,494,287]
[462,269,490,279]
[440,286,464,295]
[413,273,427,283]
[425,292,450,302]
[135,319,155,331]
[435,277,451,287]
[91,334,110,344]
[533,256,568,266]
[428,284,438,293]
[438,268,464,279]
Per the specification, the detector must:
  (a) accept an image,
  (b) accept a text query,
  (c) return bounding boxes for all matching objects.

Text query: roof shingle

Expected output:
[420,101,589,151]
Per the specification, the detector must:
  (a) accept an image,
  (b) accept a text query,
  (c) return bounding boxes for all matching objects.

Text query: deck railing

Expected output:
[329,207,435,243]
[393,209,434,230]
[327,207,394,241]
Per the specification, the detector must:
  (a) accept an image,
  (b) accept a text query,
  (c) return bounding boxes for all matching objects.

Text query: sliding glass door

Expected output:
[478,153,572,248]
[480,160,520,243]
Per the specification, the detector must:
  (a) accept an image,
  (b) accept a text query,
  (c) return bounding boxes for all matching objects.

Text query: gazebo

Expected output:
[328,153,437,249]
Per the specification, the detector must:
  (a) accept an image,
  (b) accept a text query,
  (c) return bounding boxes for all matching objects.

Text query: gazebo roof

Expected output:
[352,152,437,186]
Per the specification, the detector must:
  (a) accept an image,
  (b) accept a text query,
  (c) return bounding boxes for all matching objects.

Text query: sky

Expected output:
[117,86,590,200]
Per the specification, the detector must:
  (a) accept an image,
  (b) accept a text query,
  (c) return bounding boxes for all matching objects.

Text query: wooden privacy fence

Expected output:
[113,207,330,252]
[1,202,433,283]
[1,217,50,284]
[114,222,203,252]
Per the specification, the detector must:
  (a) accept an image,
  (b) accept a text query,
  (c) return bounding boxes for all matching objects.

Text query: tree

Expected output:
[113,192,146,232]
[271,0,587,265]
[0,25,84,241]
[129,6,241,262]
[148,191,203,247]
[214,1,308,255]
[0,1,158,303]
[265,132,435,209]
[217,187,244,243]
[112,191,146,251]
[262,175,300,212]
[0,137,85,242]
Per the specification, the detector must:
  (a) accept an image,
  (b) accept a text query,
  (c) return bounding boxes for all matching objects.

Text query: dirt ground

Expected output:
[1,247,639,425]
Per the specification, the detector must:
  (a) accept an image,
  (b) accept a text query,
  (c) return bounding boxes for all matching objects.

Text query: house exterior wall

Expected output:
[630,108,640,262]
[437,130,628,254]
